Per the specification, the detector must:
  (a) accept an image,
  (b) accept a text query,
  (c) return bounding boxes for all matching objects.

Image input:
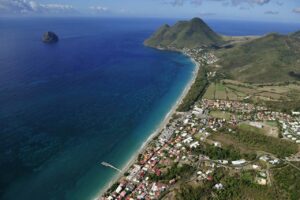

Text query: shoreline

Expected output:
[95,48,200,199]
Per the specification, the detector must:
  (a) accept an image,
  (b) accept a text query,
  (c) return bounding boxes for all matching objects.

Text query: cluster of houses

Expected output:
[280,120,300,144]
[182,48,218,65]
[102,98,293,199]
[202,99,264,114]
[101,112,200,199]
[259,155,280,165]
[201,99,300,143]
[101,102,236,199]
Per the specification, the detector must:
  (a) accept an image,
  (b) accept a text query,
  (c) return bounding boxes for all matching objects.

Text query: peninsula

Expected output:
[100,18,300,200]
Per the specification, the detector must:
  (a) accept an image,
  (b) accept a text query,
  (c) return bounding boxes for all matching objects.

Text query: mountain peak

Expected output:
[191,17,205,23]
[144,18,223,49]
[291,30,300,38]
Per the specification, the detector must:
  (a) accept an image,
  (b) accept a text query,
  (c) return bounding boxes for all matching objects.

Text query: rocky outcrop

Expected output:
[43,31,59,43]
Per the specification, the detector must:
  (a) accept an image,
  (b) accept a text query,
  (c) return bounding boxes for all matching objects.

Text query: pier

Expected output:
[101,162,122,172]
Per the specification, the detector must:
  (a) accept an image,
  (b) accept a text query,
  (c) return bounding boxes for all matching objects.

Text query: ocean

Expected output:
[0,17,299,200]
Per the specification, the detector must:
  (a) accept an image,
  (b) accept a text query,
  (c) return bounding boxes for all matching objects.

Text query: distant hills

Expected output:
[217,33,300,83]
[144,18,223,49]
[291,31,300,39]
[145,17,300,83]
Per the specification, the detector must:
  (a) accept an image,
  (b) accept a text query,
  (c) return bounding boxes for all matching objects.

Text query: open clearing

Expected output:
[203,80,300,103]
[209,110,234,120]
[242,121,279,138]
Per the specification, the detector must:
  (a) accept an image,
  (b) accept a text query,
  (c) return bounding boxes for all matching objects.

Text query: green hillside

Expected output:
[144,18,223,49]
[216,33,300,83]
[291,31,300,39]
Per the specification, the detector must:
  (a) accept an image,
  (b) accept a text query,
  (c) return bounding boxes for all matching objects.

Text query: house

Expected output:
[252,164,260,170]
[259,172,267,178]
[213,142,221,147]
[194,106,204,114]
[257,178,267,185]
[120,191,127,198]
[190,141,200,148]
[232,159,246,166]
[214,183,224,190]
[259,155,269,162]
[175,141,183,147]
[115,184,123,194]
[181,132,187,137]
[184,119,189,124]
[183,137,193,144]
[221,160,229,165]
[269,159,280,165]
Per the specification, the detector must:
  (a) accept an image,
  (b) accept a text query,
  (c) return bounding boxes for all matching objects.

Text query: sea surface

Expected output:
[0,18,299,200]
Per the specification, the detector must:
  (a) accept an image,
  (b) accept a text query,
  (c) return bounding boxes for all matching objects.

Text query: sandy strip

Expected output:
[95,51,200,200]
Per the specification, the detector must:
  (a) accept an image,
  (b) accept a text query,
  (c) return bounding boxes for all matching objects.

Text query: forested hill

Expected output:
[216,32,300,83]
[144,18,223,49]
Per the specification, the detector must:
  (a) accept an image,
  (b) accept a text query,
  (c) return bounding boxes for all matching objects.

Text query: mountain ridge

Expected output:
[145,17,300,84]
[144,17,223,49]
[216,31,300,83]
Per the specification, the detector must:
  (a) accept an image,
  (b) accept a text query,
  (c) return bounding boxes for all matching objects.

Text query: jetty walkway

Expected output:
[101,162,122,172]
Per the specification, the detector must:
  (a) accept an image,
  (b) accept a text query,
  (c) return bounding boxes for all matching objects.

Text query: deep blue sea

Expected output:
[0,18,299,200]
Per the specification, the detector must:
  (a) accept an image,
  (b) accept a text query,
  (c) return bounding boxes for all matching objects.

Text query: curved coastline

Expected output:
[95,49,200,199]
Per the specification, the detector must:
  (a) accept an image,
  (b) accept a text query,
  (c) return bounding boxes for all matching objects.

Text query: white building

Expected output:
[214,183,224,190]
[183,136,193,144]
[190,141,200,148]
[232,159,246,166]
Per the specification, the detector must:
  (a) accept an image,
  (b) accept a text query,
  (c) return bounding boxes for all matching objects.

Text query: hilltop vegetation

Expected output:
[144,18,223,49]
[216,33,300,83]
[291,31,300,39]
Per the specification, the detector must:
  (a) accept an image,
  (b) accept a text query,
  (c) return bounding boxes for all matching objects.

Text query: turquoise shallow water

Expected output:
[0,18,195,200]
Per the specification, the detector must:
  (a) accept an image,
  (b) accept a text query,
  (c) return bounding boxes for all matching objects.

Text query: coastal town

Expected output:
[100,48,300,200]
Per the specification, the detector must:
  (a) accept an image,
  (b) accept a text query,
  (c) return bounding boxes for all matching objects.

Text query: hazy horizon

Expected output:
[0,0,300,23]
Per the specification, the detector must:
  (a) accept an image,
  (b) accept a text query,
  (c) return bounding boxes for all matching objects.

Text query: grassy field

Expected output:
[209,110,233,120]
[215,33,300,83]
[214,83,227,99]
[265,121,278,127]
[204,80,300,101]
[203,80,300,111]
[241,121,279,138]
[203,83,215,99]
